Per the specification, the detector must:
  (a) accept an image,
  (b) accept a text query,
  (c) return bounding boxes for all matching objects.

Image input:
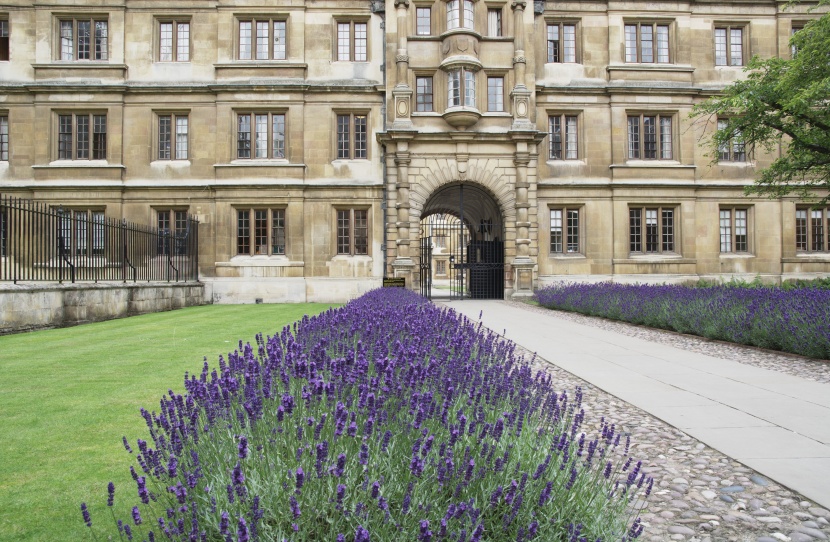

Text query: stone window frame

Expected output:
[55,15,109,61]
[796,206,830,253]
[790,21,807,59]
[236,16,288,61]
[714,22,747,67]
[547,111,580,160]
[54,110,108,161]
[716,118,748,163]
[235,207,287,256]
[445,0,476,32]
[333,17,369,62]
[0,113,8,161]
[333,110,369,160]
[334,206,370,256]
[415,74,435,112]
[155,111,190,161]
[486,5,502,37]
[629,205,679,255]
[486,74,505,112]
[54,207,106,258]
[235,110,288,161]
[624,20,673,64]
[545,20,579,63]
[626,112,675,161]
[155,208,190,256]
[549,205,584,256]
[156,17,191,63]
[415,5,433,36]
[0,17,9,61]
[719,206,752,254]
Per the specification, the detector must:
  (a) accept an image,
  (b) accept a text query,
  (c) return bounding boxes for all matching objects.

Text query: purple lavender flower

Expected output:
[419,519,432,542]
[336,484,346,505]
[80,503,91,527]
[237,517,249,542]
[290,495,301,519]
[371,481,380,499]
[122,436,133,454]
[295,467,304,490]
[219,511,229,535]
[355,525,370,542]
[107,482,116,507]
[238,436,249,460]
[132,506,142,525]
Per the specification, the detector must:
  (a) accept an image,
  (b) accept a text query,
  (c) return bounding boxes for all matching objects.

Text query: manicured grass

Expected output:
[0,303,336,542]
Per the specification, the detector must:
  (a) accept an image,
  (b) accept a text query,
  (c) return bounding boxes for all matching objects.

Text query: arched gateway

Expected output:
[418,183,505,300]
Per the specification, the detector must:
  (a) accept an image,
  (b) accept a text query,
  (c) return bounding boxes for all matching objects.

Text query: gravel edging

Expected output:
[501,301,830,542]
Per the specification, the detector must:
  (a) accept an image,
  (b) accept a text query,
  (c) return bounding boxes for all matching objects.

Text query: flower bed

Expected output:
[535,283,830,359]
[83,288,649,541]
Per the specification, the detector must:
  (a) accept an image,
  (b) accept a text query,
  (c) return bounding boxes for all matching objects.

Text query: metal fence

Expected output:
[0,194,199,284]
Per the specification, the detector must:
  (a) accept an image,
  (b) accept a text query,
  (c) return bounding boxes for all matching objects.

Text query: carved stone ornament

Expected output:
[442,36,480,58]
[396,54,410,63]
[511,0,527,9]
[394,0,411,7]
[396,98,410,118]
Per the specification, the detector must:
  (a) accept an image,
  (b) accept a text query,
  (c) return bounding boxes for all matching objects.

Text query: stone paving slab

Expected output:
[442,299,830,511]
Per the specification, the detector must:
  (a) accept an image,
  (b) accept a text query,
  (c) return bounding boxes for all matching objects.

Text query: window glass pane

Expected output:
[464,70,475,107]
[354,23,367,61]
[566,209,579,253]
[662,209,674,252]
[416,8,431,36]
[237,114,251,158]
[272,209,285,254]
[354,210,368,255]
[735,209,747,252]
[563,24,576,62]
[660,116,672,159]
[177,23,190,61]
[730,28,743,65]
[337,210,350,254]
[640,24,654,63]
[0,20,8,62]
[811,209,824,252]
[92,115,106,159]
[627,116,640,159]
[337,114,350,159]
[629,208,641,252]
[76,115,89,159]
[254,209,268,254]
[255,114,268,158]
[272,114,285,159]
[714,28,727,66]
[0,116,8,161]
[59,115,72,159]
[337,23,350,60]
[354,115,367,159]
[488,9,501,37]
[447,0,460,29]
[239,21,252,60]
[237,210,250,254]
[77,21,91,60]
[550,209,563,253]
[565,116,578,159]
[487,77,503,112]
[643,116,656,159]
[94,21,107,60]
[548,24,560,63]
[549,116,561,160]
[159,23,173,61]
[256,21,269,60]
[60,21,74,60]
[175,116,188,160]
[795,209,808,250]
[158,115,171,160]
[463,0,474,29]
[625,25,638,62]
[657,25,669,63]
[645,208,659,253]
[274,21,286,60]
[416,76,433,112]
[448,70,461,107]
[720,209,732,252]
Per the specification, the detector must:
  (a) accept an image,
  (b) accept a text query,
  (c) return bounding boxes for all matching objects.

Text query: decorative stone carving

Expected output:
[442,36,480,59]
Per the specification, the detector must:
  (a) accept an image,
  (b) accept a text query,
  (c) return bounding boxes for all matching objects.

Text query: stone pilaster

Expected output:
[510,0,533,131]
[392,0,414,130]
[392,139,416,287]
[512,140,535,296]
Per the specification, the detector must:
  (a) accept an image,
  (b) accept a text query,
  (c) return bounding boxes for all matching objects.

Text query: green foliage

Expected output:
[691,0,830,203]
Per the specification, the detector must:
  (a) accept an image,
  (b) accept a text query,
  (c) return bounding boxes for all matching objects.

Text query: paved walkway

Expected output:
[442,300,830,510]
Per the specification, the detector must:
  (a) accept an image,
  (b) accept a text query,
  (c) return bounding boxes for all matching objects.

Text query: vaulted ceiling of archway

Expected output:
[420,183,502,229]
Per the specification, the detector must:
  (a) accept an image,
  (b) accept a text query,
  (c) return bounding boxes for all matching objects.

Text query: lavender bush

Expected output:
[83,288,650,541]
[535,282,830,359]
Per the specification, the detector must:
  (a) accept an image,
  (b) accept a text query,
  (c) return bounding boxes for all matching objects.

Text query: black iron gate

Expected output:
[419,184,504,300]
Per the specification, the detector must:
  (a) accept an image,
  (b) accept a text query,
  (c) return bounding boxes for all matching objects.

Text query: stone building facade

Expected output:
[0,0,827,302]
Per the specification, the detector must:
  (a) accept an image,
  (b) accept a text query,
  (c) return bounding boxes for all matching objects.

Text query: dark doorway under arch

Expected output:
[419,183,504,300]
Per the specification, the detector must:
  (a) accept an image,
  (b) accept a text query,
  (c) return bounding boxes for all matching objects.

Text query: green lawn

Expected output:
[0,303,336,542]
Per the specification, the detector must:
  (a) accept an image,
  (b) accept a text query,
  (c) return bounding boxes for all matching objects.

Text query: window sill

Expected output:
[213,61,306,68]
[215,161,303,168]
[547,159,586,166]
[611,161,695,169]
[33,62,127,69]
[719,252,755,259]
[549,253,586,260]
[783,254,830,263]
[35,161,125,169]
[615,255,694,264]
[607,64,695,73]
[221,256,301,267]
[151,160,191,166]
[332,254,372,260]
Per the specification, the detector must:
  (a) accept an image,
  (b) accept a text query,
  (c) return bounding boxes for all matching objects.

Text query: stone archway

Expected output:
[418,182,506,300]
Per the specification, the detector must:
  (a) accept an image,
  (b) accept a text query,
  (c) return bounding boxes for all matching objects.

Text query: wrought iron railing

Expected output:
[0,194,199,284]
